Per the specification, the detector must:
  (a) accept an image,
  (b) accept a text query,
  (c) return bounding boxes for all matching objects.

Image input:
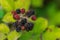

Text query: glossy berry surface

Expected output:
[16,9,21,14]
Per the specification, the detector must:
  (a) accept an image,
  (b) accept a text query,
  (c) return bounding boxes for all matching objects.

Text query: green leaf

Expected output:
[32,17,48,34]
[19,31,32,40]
[7,30,22,40]
[14,0,31,11]
[31,0,44,7]
[2,12,16,23]
[6,0,15,10]
[0,0,12,12]
[19,31,41,40]
[0,7,5,19]
[0,23,10,34]
[0,32,6,40]
[42,31,55,40]
[42,25,60,40]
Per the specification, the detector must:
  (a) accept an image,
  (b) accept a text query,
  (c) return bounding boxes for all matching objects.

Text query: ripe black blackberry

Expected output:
[28,23,34,30]
[26,10,35,17]
[25,23,34,31]
[13,21,19,28]
[20,18,27,26]
[16,9,21,14]
[16,27,21,32]
[25,27,30,32]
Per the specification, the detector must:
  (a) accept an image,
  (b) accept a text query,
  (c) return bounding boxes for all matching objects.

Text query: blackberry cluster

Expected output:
[13,21,34,32]
[11,8,37,32]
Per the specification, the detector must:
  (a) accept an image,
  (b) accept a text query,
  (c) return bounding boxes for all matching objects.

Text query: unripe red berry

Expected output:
[13,14,20,20]
[11,10,17,15]
[21,26,25,30]
[20,8,25,14]
[31,15,37,21]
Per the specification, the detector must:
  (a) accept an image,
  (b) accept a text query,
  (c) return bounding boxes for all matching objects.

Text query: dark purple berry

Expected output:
[26,10,35,17]
[16,27,21,32]
[26,27,30,32]
[13,22,18,28]
[20,18,27,26]
[16,9,21,14]
[25,23,34,31]
[28,23,34,30]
